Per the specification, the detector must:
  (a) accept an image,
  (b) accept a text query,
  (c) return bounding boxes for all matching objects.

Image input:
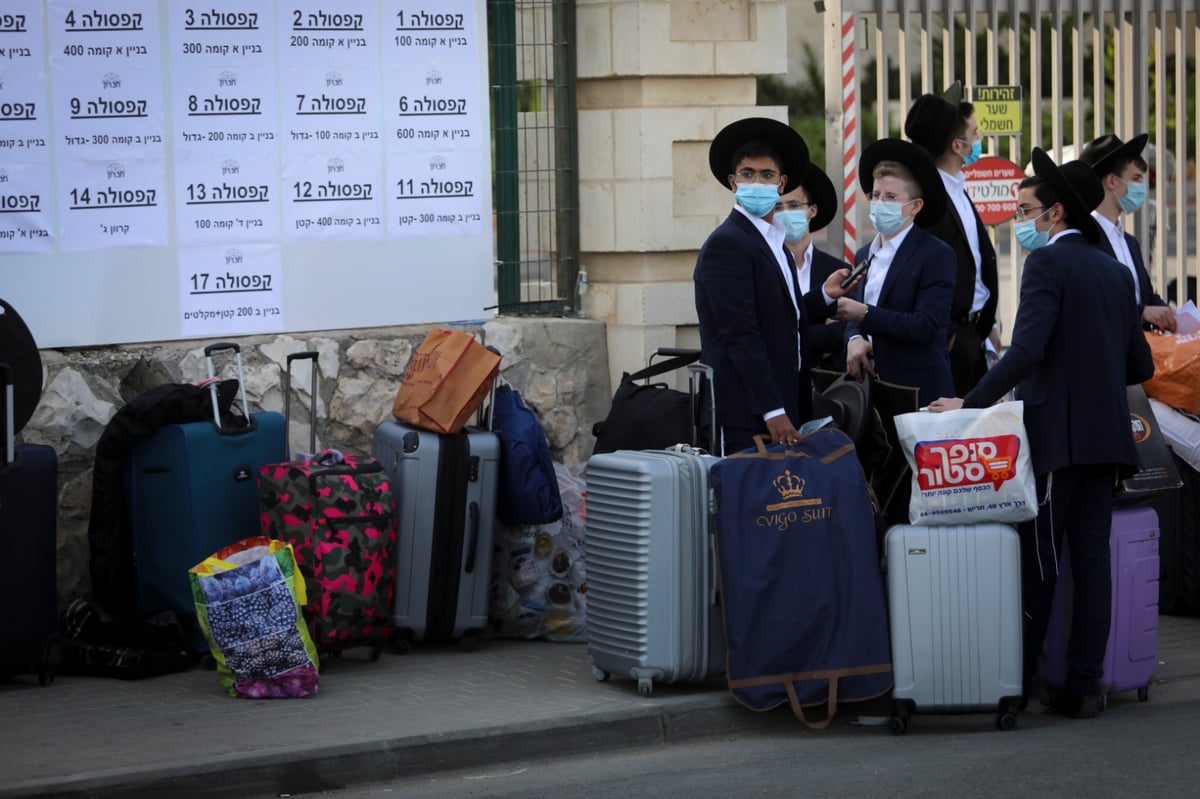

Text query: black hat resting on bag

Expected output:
[904,81,965,157]
[1029,148,1104,244]
[708,117,810,189]
[859,138,946,227]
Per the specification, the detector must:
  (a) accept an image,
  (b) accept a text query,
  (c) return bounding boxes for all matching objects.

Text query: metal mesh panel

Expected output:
[489,0,579,315]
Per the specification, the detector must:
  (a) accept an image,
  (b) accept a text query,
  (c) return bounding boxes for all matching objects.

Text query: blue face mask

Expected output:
[1014,205,1056,252]
[1119,180,1147,214]
[776,209,810,242]
[869,199,911,236]
[962,139,983,167]
[735,183,781,218]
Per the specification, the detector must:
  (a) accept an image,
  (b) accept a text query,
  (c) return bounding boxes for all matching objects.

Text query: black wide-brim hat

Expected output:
[709,117,810,188]
[1079,132,1150,177]
[903,81,964,157]
[0,298,44,445]
[796,164,838,233]
[817,373,872,448]
[858,138,946,227]
[1030,148,1102,244]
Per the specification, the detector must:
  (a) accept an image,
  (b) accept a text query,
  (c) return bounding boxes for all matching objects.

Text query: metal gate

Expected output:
[820,1,1197,337]
[489,0,579,315]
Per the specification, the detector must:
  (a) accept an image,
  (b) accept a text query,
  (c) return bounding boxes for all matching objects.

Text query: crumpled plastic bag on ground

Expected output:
[489,463,587,642]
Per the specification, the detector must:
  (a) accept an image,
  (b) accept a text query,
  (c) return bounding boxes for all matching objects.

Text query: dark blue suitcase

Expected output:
[124,343,284,635]
[0,366,61,684]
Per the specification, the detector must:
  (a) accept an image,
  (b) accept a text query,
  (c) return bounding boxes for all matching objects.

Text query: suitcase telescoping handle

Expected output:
[284,351,319,459]
[1,363,13,466]
[688,363,716,454]
[203,341,253,434]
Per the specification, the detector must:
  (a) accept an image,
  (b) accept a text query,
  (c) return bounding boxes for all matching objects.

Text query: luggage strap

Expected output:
[725,436,857,464]
[728,663,893,730]
[627,351,701,383]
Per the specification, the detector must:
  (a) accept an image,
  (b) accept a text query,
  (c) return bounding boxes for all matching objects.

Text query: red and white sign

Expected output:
[963,156,1025,225]
[913,434,1022,492]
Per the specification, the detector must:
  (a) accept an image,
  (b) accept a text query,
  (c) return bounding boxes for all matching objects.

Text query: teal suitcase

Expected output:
[124,343,284,639]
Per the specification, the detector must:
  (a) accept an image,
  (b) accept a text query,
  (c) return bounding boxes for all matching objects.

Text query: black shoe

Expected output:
[1053,692,1102,719]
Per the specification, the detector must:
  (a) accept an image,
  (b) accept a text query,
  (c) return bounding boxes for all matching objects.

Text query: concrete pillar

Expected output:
[575,0,791,390]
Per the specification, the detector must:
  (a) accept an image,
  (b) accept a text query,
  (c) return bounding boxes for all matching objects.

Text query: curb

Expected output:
[11,670,1200,799]
[5,694,785,799]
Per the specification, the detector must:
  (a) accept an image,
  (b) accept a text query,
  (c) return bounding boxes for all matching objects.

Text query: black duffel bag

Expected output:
[592,350,707,454]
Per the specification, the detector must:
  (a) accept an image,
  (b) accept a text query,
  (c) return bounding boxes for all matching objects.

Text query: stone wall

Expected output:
[19,318,610,604]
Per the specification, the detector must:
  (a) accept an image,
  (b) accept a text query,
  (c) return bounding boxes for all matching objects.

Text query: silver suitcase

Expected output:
[372,421,500,649]
[884,522,1025,733]
[585,444,724,695]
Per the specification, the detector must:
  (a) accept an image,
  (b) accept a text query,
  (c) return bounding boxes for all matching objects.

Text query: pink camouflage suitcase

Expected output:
[259,352,397,662]
[1036,506,1159,706]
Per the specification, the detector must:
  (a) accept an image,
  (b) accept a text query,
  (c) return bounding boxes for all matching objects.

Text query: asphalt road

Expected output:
[287,678,1200,799]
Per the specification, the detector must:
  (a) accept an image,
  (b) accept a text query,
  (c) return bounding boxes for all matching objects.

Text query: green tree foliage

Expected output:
[757,42,880,171]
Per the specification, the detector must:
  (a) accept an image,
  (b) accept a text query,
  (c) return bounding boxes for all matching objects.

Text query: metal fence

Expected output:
[820,0,1197,337]
[489,0,579,316]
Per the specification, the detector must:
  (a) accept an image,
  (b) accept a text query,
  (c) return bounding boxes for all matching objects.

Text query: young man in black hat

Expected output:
[904,82,1000,395]
[833,138,956,407]
[775,163,852,372]
[930,150,1155,719]
[1080,132,1177,332]
[694,118,859,455]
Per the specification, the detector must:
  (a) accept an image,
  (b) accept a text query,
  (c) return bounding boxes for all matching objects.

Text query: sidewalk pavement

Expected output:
[4,615,1200,799]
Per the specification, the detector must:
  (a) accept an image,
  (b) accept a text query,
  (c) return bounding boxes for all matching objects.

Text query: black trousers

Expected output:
[948,320,988,397]
[1020,464,1116,697]
[719,424,769,457]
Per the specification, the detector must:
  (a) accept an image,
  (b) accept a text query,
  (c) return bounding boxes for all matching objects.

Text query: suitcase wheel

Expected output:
[37,664,54,687]
[637,676,653,696]
[888,699,912,735]
[390,631,413,655]
[995,711,1018,731]
[1137,684,1151,702]
[369,643,384,663]
[591,665,610,683]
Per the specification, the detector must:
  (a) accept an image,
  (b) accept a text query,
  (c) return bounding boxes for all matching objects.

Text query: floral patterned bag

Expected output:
[189,536,319,698]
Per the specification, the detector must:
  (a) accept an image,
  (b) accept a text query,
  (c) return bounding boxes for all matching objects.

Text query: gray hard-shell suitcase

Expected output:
[884,522,1025,733]
[371,420,500,649]
[585,362,723,695]
[585,446,724,695]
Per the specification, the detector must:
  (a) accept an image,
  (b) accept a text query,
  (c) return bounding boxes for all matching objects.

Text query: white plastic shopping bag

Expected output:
[894,401,1038,526]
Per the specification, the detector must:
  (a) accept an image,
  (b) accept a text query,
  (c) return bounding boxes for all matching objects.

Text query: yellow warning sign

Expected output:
[973,86,1023,135]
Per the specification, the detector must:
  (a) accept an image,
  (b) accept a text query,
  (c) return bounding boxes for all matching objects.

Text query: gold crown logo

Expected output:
[773,470,805,499]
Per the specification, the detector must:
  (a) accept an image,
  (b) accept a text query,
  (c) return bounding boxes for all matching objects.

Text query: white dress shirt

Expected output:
[1092,211,1141,304]
[733,204,801,423]
[862,223,915,307]
[797,241,813,296]
[940,168,990,314]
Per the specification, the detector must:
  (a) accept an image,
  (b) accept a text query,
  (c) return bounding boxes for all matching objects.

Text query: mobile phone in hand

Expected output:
[840,257,871,290]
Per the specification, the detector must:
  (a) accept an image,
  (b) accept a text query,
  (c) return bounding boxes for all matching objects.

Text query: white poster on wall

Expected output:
[0,161,54,253]
[175,154,279,245]
[57,156,168,250]
[0,0,494,347]
[179,243,283,337]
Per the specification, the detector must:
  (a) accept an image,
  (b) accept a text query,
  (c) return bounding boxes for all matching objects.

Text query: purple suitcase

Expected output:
[1036,506,1159,703]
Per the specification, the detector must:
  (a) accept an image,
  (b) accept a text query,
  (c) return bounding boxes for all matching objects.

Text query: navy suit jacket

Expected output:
[805,246,850,372]
[845,226,956,405]
[965,233,1155,478]
[925,187,999,335]
[695,210,828,432]
[1094,227,1169,312]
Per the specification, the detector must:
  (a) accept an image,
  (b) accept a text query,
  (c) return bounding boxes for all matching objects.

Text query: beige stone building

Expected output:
[576,0,800,389]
